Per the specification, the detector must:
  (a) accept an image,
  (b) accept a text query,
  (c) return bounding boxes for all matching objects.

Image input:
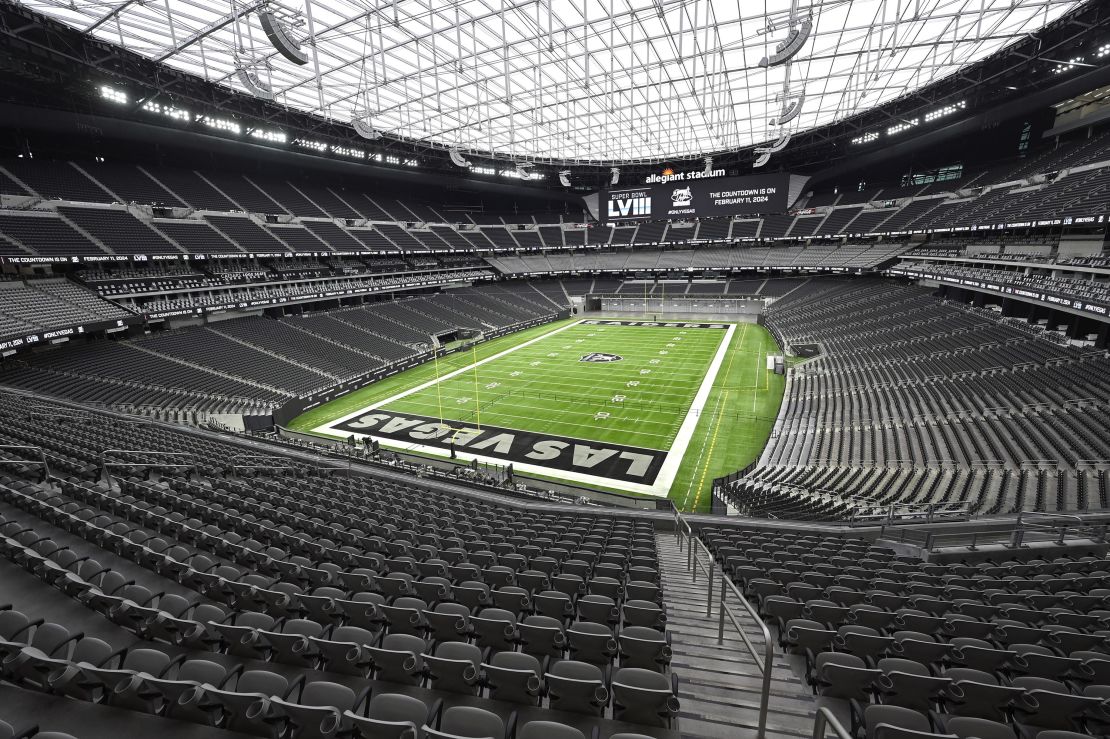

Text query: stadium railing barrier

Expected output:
[0,444,50,482]
[673,509,773,739]
[98,449,198,487]
[880,510,1110,552]
[812,706,854,739]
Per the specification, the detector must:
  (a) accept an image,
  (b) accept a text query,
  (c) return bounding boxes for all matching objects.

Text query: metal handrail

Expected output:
[812,707,854,739]
[674,510,773,739]
[229,454,300,477]
[99,450,198,486]
[0,444,51,480]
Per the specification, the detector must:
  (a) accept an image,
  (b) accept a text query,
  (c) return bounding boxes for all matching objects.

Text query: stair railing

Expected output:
[674,509,773,739]
[812,706,854,739]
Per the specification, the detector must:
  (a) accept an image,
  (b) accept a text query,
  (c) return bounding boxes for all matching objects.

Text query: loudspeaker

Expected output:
[758,16,812,68]
[259,11,309,65]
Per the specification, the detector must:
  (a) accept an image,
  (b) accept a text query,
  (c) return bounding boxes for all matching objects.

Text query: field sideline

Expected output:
[289,316,784,513]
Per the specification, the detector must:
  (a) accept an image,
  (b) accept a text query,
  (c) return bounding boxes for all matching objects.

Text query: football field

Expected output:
[291,317,784,512]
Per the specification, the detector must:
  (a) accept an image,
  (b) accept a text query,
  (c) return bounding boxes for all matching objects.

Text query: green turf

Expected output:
[289,317,784,513]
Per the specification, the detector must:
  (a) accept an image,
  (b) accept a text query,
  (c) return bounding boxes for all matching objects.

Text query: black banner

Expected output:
[0,316,141,354]
[331,409,667,485]
[605,173,791,223]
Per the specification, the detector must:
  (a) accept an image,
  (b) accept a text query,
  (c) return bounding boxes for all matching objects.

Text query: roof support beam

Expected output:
[154,1,266,63]
[85,0,139,34]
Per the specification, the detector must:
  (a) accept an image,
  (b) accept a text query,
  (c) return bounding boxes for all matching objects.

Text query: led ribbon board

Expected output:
[605,173,792,223]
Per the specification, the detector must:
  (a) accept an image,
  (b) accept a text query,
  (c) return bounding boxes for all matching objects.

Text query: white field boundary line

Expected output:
[314,320,735,497]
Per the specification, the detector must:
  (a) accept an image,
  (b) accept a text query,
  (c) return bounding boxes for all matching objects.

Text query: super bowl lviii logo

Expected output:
[671,186,693,207]
[580,352,623,363]
[608,194,651,219]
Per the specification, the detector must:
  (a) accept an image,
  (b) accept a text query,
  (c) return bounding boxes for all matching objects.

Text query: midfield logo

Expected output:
[580,352,623,363]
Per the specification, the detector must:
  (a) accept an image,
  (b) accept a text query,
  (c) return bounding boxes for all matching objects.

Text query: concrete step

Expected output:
[657,533,814,738]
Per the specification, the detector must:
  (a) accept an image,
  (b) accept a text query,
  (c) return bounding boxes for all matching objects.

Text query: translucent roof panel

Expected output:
[19,0,1083,164]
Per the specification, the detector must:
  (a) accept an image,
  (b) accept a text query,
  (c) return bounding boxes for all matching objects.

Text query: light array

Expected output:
[198,115,241,134]
[887,118,919,136]
[501,169,544,180]
[141,100,191,122]
[924,100,966,122]
[1098,44,1110,59]
[99,85,127,104]
[95,83,431,173]
[1054,56,1085,74]
[331,145,366,159]
[853,100,967,144]
[293,138,327,152]
[248,128,287,143]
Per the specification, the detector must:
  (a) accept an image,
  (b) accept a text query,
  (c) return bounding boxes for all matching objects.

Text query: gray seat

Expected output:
[518,615,565,658]
[865,704,953,739]
[423,705,506,739]
[618,626,671,672]
[942,717,1016,739]
[267,680,368,739]
[345,693,431,739]
[938,668,1025,722]
[258,618,324,667]
[546,659,608,716]
[813,652,880,703]
[424,641,483,695]
[366,633,427,686]
[483,651,542,705]
[622,600,665,629]
[875,658,951,713]
[1011,677,1104,739]
[611,667,679,727]
[567,621,617,665]
[471,608,518,652]
[181,669,299,736]
[309,625,378,676]
[380,597,428,636]
[425,602,472,643]
[577,594,618,625]
[517,722,586,739]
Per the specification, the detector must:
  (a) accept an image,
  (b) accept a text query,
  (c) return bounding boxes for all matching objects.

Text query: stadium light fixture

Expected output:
[332,145,366,159]
[887,118,919,136]
[558,170,572,187]
[141,99,190,122]
[1099,44,1110,59]
[610,167,620,185]
[99,85,127,104]
[197,115,241,135]
[248,128,286,143]
[293,138,327,152]
[1052,56,1089,74]
[924,100,966,122]
[851,132,879,145]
